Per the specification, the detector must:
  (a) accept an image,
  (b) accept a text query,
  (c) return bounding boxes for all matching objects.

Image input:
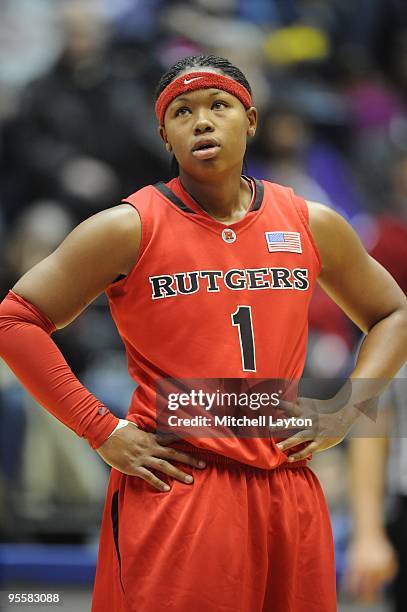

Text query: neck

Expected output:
[179,166,252,224]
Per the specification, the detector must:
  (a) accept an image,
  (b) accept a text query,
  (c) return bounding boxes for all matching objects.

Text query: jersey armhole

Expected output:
[289,191,322,273]
[104,200,147,293]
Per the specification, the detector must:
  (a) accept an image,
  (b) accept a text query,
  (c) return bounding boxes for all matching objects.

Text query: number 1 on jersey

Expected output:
[231,306,256,372]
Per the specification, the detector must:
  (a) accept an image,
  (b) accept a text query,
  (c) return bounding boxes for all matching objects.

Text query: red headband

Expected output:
[155,71,252,125]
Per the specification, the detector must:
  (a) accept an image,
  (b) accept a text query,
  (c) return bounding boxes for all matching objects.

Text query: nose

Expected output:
[193,110,214,135]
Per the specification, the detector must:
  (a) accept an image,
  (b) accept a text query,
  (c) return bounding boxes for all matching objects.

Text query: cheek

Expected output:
[225,120,248,152]
[224,112,248,136]
[166,127,187,153]
[172,139,190,160]
[170,137,192,166]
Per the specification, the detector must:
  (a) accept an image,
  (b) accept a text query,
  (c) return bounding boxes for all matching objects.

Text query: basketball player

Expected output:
[0,55,406,612]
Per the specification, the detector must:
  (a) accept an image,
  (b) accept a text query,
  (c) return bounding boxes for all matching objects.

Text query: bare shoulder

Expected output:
[306,200,352,242]
[100,202,141,233]
[80,203,141,273]
[306,200,366,274]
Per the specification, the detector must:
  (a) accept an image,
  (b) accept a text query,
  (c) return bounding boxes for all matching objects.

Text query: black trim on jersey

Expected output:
[251,179,264,212]
[112,274,127,283]
[154,178,265,215]
[154,182,196,214]
[111,490,125,592]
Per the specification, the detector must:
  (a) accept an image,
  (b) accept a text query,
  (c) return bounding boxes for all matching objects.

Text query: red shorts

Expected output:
[92,451,336,612]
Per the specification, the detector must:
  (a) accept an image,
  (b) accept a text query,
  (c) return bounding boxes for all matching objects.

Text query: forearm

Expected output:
[0,291,118,448]
[347,310,403,534]
[340,309,407,420]
[348,437,389,538]
[351,308,407,381]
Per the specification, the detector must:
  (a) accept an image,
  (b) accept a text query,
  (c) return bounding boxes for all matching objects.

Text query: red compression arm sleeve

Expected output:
[0,290,119,449]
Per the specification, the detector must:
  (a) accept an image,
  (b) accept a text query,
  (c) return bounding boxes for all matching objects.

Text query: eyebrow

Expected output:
[172,90,229,104]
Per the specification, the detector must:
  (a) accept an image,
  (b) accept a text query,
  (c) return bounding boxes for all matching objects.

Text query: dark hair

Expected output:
[156,54,252,177]
[155,54,252,101]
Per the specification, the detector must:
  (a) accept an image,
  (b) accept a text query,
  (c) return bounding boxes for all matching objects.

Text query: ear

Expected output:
[158,125,172,152]
[246,106,258,138]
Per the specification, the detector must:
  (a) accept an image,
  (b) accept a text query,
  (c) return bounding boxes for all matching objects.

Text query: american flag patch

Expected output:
[265,231,302,253]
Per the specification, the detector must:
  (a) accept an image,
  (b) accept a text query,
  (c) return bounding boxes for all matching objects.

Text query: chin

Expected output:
[190,156,237,176]
[181,159,219,177]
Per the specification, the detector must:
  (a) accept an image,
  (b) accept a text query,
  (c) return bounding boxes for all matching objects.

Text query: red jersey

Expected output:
[105,177,321,468]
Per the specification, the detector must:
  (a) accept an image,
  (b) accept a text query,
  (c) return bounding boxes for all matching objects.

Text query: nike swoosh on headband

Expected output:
[183,77,203,84]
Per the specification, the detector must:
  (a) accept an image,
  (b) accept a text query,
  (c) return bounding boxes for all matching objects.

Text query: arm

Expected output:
[277,203,407,459]
[0,204,140,448]
[346,437,397,602]
[309,202,407,380]
[349,437,389,541]
[0,204,205,490]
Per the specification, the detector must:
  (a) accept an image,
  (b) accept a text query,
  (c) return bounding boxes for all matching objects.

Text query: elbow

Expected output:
[392,300,407,327]
[366,298,407,334]
[0,315,19,358]
[376,301,407,341]
[395,301,407,338]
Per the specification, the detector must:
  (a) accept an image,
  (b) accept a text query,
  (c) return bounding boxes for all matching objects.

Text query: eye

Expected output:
[212,101,228,110]
[175,106,191,117]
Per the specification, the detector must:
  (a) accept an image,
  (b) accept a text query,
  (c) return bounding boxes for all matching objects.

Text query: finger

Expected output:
[278,399,302,417]
[154,432,181,446]
[384,559,398,582]
[343,566,361,595]
[286,441,319,462]
[363,566,395,596]
[268,421,294,434]
[344,568,365,598]
[134,466,171,492]
[145,457,194,485]
[276,431,314,452]
[154,445,206,469]
[359,574,381,604]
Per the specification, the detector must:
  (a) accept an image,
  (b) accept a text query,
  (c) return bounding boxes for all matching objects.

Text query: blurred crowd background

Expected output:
[0,0,406,610]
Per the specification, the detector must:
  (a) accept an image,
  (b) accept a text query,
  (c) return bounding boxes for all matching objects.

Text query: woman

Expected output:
[0,55,406,612]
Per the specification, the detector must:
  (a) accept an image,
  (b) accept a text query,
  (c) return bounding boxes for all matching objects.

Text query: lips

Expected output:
[192,138,221,160]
